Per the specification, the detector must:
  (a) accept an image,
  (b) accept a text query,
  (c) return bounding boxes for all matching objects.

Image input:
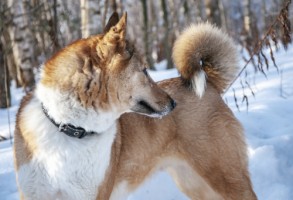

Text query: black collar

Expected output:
[41,104,97,139]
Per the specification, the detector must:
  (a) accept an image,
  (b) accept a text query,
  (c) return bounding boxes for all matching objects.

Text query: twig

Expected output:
[224,0,292,94]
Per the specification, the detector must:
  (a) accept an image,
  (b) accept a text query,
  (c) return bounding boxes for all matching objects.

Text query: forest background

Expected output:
[0,0,292,110]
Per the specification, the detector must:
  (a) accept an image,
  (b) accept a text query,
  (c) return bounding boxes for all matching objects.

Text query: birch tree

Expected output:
[7,0,35,90]
[80,0,104,37]
[57,0,82,45]
[0,42,11,108]
[0,0,20,88]
[141,0,154,69]
[161,0,173,69]
[205,0,222,27]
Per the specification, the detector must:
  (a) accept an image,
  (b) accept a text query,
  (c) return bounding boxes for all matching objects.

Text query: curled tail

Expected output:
[172,23,238,98]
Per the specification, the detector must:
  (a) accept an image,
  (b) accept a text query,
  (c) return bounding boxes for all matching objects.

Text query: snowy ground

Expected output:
[1,45,293,200]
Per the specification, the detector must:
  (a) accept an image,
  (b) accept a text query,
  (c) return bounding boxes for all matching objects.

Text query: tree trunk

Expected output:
[243,0,252,35]
[48,0,61,53]
[205,0,222,27]
[80,0,104,37]
[197,0,207,21]
[111,0,117,13]
[183,0,191,23]
[242,0,259,48]
[1,25,21,87]
[56,0,82,46]
[227,0,243,42]
[7,0,35,91]
[141,0,154,69]
[102,0,110,29]
[0,42,11,108]
[161,0,173,69]
[218,0,227,31]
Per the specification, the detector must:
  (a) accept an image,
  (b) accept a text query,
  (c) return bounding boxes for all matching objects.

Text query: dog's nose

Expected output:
[170,99,176,110]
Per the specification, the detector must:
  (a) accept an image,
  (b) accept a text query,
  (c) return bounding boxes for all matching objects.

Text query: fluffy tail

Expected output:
[172,23,238,98]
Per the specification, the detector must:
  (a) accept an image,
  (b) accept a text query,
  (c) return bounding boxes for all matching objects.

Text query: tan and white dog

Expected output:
[14,12,257,200]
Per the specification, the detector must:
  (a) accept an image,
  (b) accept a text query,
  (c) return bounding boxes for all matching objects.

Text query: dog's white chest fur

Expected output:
[17,97,116,200]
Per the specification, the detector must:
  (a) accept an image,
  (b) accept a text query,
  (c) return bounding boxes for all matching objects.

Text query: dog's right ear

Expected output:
[96,13,127,64]
[104,12,119,33]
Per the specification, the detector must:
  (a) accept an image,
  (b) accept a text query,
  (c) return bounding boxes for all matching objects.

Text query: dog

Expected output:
[14,12,257,200]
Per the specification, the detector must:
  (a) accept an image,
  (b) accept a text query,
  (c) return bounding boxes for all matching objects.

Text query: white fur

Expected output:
[165,158,223,200]
[192,70,207,98]
[117,157,221,200]
[17,84,118,200]
[36,83,120,133]
[109,181,130,200]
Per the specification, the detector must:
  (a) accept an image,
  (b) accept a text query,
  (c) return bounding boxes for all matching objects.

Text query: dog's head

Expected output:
[40,12,175,118]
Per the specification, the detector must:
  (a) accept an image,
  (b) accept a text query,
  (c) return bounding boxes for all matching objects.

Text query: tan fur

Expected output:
[41,13,131,111]
[109,79,257,200]
[14,13,257,200]
[14,92,37,170]
[172,23,238,94]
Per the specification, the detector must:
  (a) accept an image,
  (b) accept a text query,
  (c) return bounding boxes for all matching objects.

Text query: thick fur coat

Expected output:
[14,13,257,200]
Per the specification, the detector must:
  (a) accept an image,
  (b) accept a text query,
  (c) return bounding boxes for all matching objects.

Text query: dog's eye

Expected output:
[142,68,148,76]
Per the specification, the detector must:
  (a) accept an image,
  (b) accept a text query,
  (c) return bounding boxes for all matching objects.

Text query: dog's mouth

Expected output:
[130,99,176,118]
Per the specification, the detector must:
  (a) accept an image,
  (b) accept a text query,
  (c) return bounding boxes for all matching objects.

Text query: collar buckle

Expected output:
[42,104,96,139]
[59,124,87,138]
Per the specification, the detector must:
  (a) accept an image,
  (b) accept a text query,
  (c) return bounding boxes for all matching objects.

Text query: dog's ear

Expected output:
[97,13,127,61]
[103,12,119,33]
[103,12,127,49]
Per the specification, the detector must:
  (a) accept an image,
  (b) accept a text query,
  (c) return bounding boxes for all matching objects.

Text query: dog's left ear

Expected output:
[103,12,119,33]
[97,13,127,60]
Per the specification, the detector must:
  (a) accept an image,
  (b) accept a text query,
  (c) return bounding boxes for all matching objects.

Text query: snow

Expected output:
[1,45,293,200]
[0,82,24,140]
